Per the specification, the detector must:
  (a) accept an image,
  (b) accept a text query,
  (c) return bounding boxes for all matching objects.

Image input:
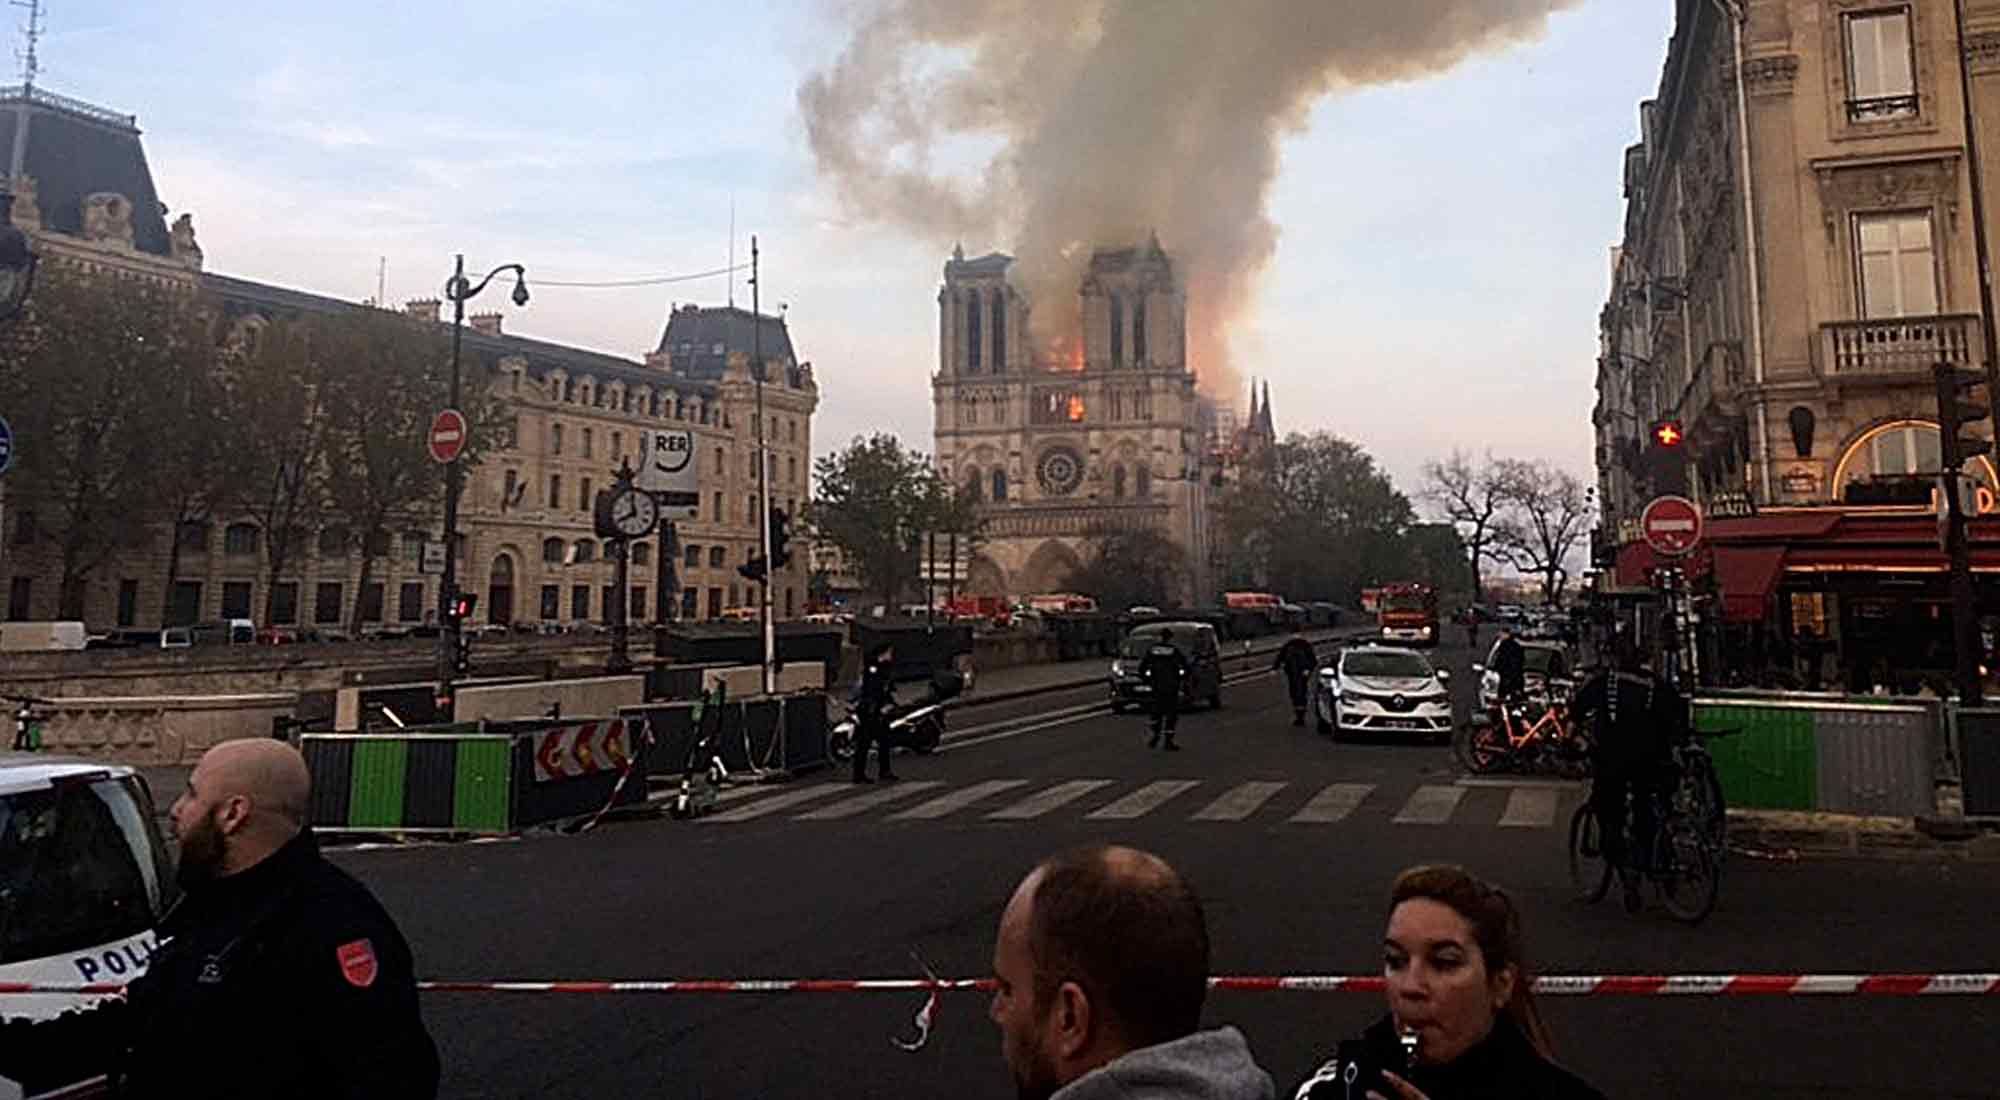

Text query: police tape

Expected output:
[8,973,2000,996]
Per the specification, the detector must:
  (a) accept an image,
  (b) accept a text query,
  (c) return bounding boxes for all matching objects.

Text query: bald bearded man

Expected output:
[110,739,438,1099]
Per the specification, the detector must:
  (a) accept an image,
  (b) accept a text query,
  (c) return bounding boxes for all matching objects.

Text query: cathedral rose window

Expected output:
[1037,446,1085,497]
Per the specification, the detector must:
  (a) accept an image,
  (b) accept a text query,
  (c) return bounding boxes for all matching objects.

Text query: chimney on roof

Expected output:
[469,312,503,336]
[404,298,441,324]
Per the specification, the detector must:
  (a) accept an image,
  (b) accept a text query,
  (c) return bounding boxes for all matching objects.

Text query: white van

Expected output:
[0,755,173,1025]
[0,622,88,653]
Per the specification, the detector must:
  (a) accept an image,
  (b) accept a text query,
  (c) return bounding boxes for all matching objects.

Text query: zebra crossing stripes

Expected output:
[1288,783,1373,824]
[1086,780,1202,820]
[1191,781,1288,821]
[887,779,1031,820]
[1391,785,1467,825]
[1498,787,1559,828]
[987,780,1116,820]
[702,783,845,823]
[795,781,945,821]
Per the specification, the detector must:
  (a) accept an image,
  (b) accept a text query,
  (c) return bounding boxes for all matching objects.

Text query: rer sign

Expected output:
[1641,494,1703,558]
[637,428,699,517]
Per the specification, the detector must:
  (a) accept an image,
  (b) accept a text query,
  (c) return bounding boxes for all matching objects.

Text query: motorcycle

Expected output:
[829,670,965,762]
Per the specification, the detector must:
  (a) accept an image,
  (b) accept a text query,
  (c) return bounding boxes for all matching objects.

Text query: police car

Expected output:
[1310,645,1454,742]
[1,753,174,1095]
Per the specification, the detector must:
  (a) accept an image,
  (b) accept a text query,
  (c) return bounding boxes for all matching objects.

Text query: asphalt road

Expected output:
[333,635,2000,1099]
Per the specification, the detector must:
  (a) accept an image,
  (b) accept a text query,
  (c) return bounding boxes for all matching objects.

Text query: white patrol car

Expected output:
[0,753,173,1029]
[1311,645,1454,742]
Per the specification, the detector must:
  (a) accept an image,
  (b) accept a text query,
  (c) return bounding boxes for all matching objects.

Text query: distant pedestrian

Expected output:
[1273,632,1317,727]
[1140,630,1189,750]
[111,739,438,1099]
[989,845,1276,1100]
[854,642,900,783]
[1464,609,1480,651]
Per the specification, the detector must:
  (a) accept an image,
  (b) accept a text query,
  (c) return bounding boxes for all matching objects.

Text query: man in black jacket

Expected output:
[112,738,437,1099]
[1140,631,1189,751]
[854,642,900,783]
[1490,628,1527,707]
[1272,632,1317,727]
[1572,642,1685,911]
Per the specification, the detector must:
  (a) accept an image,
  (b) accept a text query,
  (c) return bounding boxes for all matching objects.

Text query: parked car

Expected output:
[0,621,89,653]
[1311,644,1453,742]
[1108,621,1224,712]
[1475,638,1574,711]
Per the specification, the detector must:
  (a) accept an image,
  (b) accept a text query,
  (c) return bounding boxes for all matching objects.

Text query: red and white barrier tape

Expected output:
[10,973,1998,997]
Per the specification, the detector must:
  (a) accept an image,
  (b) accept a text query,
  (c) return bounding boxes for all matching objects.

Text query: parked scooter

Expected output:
[829,670,965,762]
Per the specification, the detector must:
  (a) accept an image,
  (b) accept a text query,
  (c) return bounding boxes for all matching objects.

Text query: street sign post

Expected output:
[1641,495,1703,557]
[637,428,699,518]
[428,409,468,465]
[421,540,446,575]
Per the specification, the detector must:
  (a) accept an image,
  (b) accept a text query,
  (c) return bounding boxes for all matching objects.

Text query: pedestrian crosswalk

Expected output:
[697,776,1583,830]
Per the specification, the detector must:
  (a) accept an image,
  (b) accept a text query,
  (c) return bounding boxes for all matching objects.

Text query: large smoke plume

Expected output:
[801,0,1579,391]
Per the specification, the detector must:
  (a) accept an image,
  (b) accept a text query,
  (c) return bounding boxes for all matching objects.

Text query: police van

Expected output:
[0,753,174,1096]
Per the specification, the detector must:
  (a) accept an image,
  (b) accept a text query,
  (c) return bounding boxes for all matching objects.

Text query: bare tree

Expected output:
[1419,450,1507,603]
[233,317,334,625]
[1492,459,1596,606]
[154,300,251,623]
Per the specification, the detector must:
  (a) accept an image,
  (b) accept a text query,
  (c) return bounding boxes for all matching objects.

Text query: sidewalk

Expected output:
[1729,808,2000,862]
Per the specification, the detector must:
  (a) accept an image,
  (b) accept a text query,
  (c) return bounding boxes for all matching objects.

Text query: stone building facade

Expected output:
[930,240,1215,604]
[1596,0,2000,526]
[0,86,815,631]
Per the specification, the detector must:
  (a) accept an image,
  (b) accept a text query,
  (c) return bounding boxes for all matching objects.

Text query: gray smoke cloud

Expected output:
[800,0,1580,392]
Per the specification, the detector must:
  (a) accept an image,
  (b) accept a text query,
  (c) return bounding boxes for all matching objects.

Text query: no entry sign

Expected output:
[1641,495,1703,557]
[428,409,468,464]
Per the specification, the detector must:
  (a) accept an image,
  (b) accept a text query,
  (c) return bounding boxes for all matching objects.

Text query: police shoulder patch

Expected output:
[336,938,379,989]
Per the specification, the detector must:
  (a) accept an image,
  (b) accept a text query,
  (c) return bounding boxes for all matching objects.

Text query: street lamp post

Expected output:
[435,254,529,706]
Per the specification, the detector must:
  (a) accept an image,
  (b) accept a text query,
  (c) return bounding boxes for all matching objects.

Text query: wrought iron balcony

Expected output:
[1821,313,1982,379]
[1845,94,1919,123]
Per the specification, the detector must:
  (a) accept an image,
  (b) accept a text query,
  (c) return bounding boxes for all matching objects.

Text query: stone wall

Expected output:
[34,693,300,765]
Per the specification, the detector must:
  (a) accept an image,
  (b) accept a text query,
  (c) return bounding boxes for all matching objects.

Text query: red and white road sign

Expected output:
[1641,495,1703,557]
[428,409,468,464]
[533,720,633,783]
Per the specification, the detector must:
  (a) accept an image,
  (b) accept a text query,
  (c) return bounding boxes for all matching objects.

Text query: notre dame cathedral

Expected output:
[931,238,1227,605]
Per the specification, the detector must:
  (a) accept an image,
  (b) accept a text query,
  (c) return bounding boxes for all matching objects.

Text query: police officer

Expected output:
[1140,629,1189,750]
[854,642,900,783]
[1272,631,1317,727]
[1572,640,1685,912]
[1490,626,1527,708]
[111,738,438,1098]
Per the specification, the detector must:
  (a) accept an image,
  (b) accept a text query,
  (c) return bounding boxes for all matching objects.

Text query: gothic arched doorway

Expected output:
[488,553,516,626]
[966,555,1008,598]
[1020,540,1084,595]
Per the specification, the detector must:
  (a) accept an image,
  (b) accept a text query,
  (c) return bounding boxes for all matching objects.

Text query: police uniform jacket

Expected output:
[112,829,439,1099]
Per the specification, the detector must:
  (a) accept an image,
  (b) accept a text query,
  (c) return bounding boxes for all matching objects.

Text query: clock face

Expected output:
[611,488,660,537]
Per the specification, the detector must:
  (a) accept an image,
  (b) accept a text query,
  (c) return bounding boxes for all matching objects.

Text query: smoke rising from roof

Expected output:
[800,0,1579,391]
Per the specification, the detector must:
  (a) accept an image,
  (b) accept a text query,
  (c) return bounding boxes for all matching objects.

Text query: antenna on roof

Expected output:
[13,0,41,92]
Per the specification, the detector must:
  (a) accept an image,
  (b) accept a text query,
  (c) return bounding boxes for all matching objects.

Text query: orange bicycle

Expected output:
[1453,686,1590,777]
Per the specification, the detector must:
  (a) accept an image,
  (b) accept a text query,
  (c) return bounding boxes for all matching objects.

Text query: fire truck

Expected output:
[1377,582,1440,648]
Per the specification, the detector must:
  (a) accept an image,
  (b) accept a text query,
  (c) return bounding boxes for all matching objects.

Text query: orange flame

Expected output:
[1067,395,1085,422]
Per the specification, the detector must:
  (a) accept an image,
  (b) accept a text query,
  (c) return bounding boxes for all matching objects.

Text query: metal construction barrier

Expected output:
[629,693,829,779]
[301,716,646,835]
[1952,706,2000,820]
[1692,692,1939,817]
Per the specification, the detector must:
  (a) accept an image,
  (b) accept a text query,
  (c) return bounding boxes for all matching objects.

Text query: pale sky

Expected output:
[35,1,1671,505]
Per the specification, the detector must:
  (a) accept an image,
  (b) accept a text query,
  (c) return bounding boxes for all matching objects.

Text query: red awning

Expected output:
[1705,512,1843,544]
[1712,546,1785,623]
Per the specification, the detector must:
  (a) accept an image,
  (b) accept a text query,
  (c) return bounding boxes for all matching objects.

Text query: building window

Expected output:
[318,527,348,556]
[583,428,594,459]
[966,466,982,501]
[571,584,591,619]
[503,469,518,508]
[7,577,29,621]
[581,477,594,512]
[364,529,391,556]
[508,414,521,449]
[314,583,343,625]
[1032,389,1086,425]
[992,292,1006,372]
[117,579,138,627]
[1136,465,1152,498]
[714,492,725,523]
[966,290,983,372]
[747,495,758,525]
[9,509,35,547]
[572,539,596,564]
[406,531,428,566]
[169,582,201,626]
[683,587,699,618]
[788,455,798,483]
[222,581,253,619]
[1854,211,1937,318]
[550,474,562,509]
[1110,390,1124,422]
[271,582,299,625]
[600,584,615,622]
[1113,465,1127,499]
[224,523,260,555]
[746,452,757,479]
[1110,293,1124,367]
[632,587,648,619]
[685,543,702,568]
[358,582,385,623]
[728,584,739,609]
[540,584,560,620]
[612,431,623,458]
[710,546,726,569]
[543,537,564,564]
[1134,298,1147,362]
[175,520,208,552]
[632,542,652,566]
[552,422,564,454]
[1844,8,1917,121]
[788,420,797,443]
[707,587,723,619]
[993,469,1009,502]
[399,582,424,622]
[963,393,979,426]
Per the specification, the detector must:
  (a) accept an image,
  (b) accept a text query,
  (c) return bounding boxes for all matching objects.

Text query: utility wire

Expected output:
[531,263,748,289]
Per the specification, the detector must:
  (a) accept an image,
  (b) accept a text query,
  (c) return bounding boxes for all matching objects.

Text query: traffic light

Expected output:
[1934,363,1993,472]
[454,630,472,676]
[738,555,768,584]
[449,592,477,624]
[1647,418,1688,496]
[769,508,792,570]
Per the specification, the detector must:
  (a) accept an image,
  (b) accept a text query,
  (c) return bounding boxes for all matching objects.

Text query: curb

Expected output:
[1727,809,2000,863]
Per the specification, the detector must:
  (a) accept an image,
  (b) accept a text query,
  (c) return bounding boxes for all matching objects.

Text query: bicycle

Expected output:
[1454,686,1589,777]
[1568,760,1722,924]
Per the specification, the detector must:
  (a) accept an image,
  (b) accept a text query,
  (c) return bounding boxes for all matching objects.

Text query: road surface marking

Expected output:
[1192,781,1287,821]
[1392,785,1467,825]
[1453,777,1582,791]
[702,783,846,823]
[888,780,1031,820]
[1087,780,1202,820]
[1498,787,1559,828]
[794,781,945,820]
[988,780,1117,820]
[1290,783,1374,824]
